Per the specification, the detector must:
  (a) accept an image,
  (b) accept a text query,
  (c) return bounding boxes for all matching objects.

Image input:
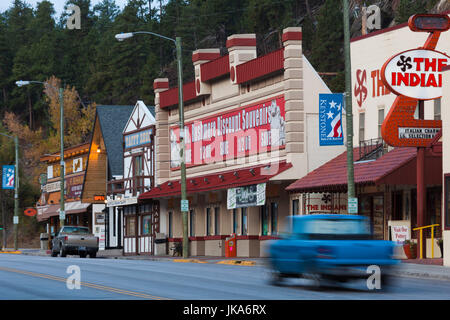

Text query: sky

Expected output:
[0,0,129,16]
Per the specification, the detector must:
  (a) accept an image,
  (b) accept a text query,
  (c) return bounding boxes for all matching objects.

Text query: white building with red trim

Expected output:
[138,27,345,257]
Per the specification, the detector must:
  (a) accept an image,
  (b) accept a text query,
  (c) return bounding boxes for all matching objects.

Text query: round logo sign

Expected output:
[381,48,449,100]
[24,208,37,217]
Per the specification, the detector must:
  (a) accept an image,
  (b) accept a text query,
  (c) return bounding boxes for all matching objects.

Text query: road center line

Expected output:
[0,266,170,300]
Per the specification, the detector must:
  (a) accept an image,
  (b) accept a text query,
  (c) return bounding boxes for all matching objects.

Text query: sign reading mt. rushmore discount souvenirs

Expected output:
[170,96,286,169]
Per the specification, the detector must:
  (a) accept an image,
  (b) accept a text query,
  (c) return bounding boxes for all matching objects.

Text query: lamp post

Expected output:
[0,132,19,250]
[115,32,189,258]
[16,80,65,228]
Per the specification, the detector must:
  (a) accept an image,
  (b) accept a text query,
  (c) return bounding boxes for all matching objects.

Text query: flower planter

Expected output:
[403,243,417,259]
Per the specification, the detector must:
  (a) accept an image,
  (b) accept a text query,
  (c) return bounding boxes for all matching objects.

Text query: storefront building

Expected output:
[81,104,134,251]
[441,64,450,266]
[36,143,91,246]
[138,27,346,257]
[288,13,449,259]
[105,101,158,256]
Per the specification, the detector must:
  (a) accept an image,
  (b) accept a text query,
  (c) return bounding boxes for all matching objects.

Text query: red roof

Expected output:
[286,147,442,193]
[139,161,292,200]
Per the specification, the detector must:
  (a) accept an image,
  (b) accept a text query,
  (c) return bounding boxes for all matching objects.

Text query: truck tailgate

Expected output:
[322,240,395,263]
[67,235,97,247]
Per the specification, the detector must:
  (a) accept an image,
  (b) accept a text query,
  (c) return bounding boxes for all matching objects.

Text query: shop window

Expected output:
[232,209,238,234]
[189,209,195,237]
[126,216,136,236]
[168,211,173,238]
[434,98,441,120]
[292,199,299,215]
[214,207,220,235]
[241,208,248,236]
[261,205,269,236]
[359,113,365,142]
[444,176,450,230]
[142,215,152,235]
[271,202,278,235]
[206,208,212,236]
[133,155,143,176]
[378,109,384,138]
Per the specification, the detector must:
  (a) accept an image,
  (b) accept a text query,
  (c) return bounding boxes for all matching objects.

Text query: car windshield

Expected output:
[305,218,371,240]
[61,227,90,234]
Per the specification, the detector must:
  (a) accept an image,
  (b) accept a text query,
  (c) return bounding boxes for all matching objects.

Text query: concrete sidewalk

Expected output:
[7,248,450,282]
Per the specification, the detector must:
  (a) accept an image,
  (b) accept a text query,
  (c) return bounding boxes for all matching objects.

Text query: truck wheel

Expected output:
[59,244,67,257]
[268,270,284,286]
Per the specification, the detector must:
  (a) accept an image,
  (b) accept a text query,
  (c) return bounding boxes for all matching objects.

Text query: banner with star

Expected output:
[319,93,344,146]
[2,165,15,190]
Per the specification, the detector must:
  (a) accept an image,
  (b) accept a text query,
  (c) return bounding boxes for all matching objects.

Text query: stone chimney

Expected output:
[282,27,304,157]
[153,78,170,185]
[192,49,221,96]
[226,34,257,84]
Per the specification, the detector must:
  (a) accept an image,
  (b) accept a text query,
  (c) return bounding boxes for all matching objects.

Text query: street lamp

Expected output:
[16,80,66,228]
[115,31,189,258]
[0,131,19,250]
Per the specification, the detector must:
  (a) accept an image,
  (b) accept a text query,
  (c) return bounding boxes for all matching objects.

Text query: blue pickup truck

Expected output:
[267,214,399,287]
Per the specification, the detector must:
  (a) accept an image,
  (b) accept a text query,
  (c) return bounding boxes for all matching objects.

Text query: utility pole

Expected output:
[14,136,19,250]
[176,37,188,259]
[0,131,20,250]
[343,0,356,202]
[59,87,65,228]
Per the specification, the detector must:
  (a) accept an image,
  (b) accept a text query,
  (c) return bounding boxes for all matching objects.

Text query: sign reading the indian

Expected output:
[319,93,344,146]
[170,96,285,169]
[381,48,449,100]
[125,128,153,149]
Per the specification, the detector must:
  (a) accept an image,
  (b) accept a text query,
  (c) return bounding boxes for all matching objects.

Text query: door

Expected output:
[123,205,138,255]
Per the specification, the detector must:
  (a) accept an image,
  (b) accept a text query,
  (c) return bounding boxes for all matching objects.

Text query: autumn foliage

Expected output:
[3,76,96,186]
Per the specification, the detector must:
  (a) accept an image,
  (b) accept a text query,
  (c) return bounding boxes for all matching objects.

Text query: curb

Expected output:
[0,251,22,254]
[173,259,208,264]
[216,260,256,266]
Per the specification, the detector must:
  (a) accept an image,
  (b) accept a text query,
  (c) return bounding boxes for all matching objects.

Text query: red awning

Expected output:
[286,147,442,193]
[139,161,292,200]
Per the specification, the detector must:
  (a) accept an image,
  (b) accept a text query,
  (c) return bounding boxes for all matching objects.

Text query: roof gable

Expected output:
[123,100,155,134]
[95,105,134,177]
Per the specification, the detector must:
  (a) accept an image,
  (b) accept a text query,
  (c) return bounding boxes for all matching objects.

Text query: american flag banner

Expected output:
[319,93,344,146]
[2,165,15,190]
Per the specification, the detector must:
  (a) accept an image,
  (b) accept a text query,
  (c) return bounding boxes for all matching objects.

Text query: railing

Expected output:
[107,176,154,196]
[358,138,387,161]
[412,224,440,259]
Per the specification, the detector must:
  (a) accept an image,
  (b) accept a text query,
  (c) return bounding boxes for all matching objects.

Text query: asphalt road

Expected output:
[1,254,450,300]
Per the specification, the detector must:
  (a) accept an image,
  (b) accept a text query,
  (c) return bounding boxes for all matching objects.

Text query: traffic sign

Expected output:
[181,199,189,212]
[348,197,358,214]
[24,208,37,217]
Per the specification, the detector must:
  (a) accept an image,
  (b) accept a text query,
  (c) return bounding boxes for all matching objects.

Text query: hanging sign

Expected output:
[227,183,266,209]
[24,208,37,217]
[381,48,449,100]
[2,165,15,190]
[319,93,344,146]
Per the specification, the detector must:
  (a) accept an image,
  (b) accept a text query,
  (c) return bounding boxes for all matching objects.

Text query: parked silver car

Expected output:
[51,226,99,258]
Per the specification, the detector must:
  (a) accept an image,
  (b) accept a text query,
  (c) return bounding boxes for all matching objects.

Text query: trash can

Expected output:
[40,233,49,250]
[154,233,167,256]
[225,233,237,257]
